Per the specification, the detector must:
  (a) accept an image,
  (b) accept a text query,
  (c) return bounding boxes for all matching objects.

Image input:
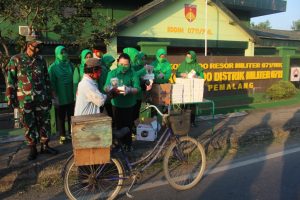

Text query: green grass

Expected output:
[0,128,23,138]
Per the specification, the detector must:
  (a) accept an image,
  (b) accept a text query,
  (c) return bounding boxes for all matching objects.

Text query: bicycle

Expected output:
[62,104,206,200]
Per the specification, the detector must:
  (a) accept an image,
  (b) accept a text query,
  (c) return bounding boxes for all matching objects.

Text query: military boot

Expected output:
[27,145,38,161]
[40,142,58,155]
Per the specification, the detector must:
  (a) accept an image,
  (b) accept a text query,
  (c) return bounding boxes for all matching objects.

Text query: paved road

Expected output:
[5,144,300,200]
[122,145,300,200]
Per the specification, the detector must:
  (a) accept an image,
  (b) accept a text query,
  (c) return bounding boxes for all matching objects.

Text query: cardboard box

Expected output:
[71,113,112,166]
[175,78,204,103]
[171,84,184,104]
[150,84,171,105]
[137,118,161,141]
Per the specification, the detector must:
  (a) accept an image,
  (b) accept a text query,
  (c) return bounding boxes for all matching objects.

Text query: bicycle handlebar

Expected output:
[141,104,165,117]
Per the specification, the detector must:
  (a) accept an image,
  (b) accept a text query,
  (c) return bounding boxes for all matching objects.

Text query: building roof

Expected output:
[220,0,287,18]
[116,0,258,42]
[253,29,300,41]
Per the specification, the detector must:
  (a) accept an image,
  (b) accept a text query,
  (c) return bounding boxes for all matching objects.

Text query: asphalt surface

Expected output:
[123,145,300,200]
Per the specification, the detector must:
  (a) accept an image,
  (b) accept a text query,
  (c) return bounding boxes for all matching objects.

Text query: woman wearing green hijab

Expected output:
[151,48,172,84]
[177,50,204,78]
[73,49,92,96]
[123,47,139,70]
[48,45,74,144]
[177,50,205,127]
[99,54,115,117]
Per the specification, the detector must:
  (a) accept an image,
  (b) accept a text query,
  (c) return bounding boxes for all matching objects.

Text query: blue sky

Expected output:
[251,0,300,30]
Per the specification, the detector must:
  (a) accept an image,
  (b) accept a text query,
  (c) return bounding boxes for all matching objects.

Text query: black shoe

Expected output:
[28,145,38,161]
[41,144,58,155]
[124,145,133,152]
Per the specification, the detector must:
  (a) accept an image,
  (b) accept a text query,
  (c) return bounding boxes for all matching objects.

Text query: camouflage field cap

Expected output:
[26,32,43,44]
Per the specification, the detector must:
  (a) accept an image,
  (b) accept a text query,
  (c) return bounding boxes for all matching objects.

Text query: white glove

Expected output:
[124,86,132,96]
[144,64,154,73]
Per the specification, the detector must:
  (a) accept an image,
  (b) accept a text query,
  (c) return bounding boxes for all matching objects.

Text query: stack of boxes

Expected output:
[193,78,205,102]
[150,79,204,105]
[175,78,193,103]
[172,78,204,104]
[171,83,184,104]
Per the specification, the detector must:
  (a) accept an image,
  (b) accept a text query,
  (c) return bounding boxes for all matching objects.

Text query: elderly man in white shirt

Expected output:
[74,58,107,116]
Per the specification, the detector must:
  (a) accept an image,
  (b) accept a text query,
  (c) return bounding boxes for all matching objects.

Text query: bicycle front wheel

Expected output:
[163,136,206,190]
[63,157,124,200]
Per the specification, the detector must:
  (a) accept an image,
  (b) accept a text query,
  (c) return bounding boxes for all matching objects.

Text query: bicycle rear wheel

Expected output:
[63,157,124,200]
[163,136,206,190]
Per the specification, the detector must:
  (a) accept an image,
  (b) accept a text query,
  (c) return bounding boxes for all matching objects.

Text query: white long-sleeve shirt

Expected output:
[74,75,107,116]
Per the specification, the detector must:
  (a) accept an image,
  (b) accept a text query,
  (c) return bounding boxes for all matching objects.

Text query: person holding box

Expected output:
[104,53,141,152]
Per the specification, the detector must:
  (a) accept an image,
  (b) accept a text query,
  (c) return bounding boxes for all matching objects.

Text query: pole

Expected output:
[204,0,208,56]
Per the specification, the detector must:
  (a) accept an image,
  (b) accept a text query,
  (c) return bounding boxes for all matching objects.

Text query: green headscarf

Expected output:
[176,50,204,78]
[156,48,167,63]
[55,45,68,63]
[151,48,172,84]
[79,49,92,77]
[73,49,92,98]
[136,52,146,67]
[123,47,139,66]
[101,54,115,70]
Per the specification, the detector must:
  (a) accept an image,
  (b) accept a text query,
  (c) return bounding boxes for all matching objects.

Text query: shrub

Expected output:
[266,80,298,100]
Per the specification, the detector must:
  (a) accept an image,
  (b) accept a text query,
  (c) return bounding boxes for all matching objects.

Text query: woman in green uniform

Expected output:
[73,49,92,97]
[151,48,172,84]
[48,46,74,144]
[104,53,141,151]
[99,54,115,116]
[177,50,204,127]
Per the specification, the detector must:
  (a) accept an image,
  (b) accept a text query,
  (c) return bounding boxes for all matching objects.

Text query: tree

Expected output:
[0,0,116,83]
[291,19,300,31]
[251,20,272,30]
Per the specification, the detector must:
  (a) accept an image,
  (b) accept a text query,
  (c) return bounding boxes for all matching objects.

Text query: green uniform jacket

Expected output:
[99,54,115,94]
[123,48,145,100]
[6,53,52,109]
[48,46,74,105]
[73,49,92,96]
[176,50,204,78]
[104,67,141,108]
[151,49,172,84]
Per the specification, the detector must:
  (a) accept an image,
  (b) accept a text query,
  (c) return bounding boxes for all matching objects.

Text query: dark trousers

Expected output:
[112,105,135,147]
[55,103,74,137]
[183,104,196,124]
[133,100,142,121]
[105,102,113,118]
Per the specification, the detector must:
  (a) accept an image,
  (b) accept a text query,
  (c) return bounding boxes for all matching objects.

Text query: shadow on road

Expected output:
[197,113,275,199]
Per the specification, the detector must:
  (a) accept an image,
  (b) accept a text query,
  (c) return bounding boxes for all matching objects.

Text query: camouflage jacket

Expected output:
[6,53,52,109]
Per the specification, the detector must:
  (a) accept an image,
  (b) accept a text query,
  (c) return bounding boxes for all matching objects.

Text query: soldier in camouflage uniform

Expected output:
[6,34,58,160]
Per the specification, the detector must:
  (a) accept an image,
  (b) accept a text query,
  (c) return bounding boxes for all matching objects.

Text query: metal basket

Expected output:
[169,110,191,135]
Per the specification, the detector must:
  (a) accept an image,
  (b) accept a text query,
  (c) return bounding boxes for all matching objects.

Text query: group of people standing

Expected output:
[6,33,204,160]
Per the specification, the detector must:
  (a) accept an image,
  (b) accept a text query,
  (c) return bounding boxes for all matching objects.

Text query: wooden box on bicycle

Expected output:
[71,113,112,166]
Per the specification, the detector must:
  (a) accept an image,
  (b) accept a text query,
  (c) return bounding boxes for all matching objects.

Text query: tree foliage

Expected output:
[0,0,116,80]
[251,20,272,30]
[291,19,300,31]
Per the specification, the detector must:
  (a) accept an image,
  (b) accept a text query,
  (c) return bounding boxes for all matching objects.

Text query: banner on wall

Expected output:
[290,67,300,82]
[168,56,283,97]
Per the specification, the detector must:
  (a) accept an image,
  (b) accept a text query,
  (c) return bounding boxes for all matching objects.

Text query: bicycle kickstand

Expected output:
[126,174,138,198]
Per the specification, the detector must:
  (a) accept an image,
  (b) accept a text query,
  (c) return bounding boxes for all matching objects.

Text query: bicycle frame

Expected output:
[115,124,182,178]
